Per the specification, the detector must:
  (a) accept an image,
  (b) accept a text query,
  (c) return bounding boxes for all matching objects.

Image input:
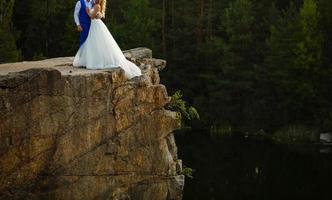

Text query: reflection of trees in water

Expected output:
[176,131,332,200]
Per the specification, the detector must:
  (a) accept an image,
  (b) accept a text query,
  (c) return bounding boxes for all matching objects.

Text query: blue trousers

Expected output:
[80,23,90,46]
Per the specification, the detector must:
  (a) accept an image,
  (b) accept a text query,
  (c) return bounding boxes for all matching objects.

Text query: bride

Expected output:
[73,0,142,79]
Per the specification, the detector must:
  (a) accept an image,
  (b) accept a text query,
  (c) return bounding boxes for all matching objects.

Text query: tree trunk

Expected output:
[207,0,213,39]
[45,0,49,57]
[197,0,205,45]
[171,0,175,50]
[162,0,166,57]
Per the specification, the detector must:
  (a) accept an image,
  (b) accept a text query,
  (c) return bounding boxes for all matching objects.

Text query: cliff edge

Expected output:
[0,48,184,200]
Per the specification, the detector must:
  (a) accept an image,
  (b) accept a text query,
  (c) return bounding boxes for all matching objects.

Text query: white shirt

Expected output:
[74,0,94,26]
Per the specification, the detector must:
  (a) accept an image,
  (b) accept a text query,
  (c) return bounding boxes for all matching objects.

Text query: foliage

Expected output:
[105,0,158,50]
[166,91,200,127]
[0,0,20,63]
[271,125,319,144]
[180,166,195,179]
[2,0,332,137]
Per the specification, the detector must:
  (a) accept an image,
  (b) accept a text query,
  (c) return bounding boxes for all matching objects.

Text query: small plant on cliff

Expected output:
[181,166,195,179]
[166,91,200,127]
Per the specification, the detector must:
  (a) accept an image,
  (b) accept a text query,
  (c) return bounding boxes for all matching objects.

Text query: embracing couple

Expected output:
[73,0,142,79]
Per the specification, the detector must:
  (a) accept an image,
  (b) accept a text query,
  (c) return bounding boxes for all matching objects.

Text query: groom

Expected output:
[74,0,94,46]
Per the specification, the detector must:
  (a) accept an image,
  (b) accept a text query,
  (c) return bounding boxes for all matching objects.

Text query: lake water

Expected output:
[176,130,332,200]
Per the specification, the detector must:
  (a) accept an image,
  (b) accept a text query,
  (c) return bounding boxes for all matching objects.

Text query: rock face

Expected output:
[0,48,184,200]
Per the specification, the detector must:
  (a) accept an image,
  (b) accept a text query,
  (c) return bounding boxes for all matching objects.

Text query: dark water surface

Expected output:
[176,131,332,200]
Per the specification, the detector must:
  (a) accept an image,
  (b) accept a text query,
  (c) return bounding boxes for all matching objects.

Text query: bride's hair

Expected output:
[100,0,107,18]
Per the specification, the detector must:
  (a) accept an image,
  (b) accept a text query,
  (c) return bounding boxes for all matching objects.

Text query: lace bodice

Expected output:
[89,8,104,18]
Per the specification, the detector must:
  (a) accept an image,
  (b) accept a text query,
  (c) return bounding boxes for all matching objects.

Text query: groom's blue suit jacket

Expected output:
[79,0,91,46]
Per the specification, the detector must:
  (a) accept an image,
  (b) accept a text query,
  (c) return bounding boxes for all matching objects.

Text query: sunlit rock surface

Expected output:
[0,48,184,200]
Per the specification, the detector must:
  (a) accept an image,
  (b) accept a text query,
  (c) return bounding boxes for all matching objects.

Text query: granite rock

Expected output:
[0,48,184,200]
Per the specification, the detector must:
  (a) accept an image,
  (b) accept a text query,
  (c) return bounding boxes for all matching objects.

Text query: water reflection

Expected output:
[176,131,332,200]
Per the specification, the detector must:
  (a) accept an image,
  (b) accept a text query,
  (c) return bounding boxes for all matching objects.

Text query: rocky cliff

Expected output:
[0,48,184,200]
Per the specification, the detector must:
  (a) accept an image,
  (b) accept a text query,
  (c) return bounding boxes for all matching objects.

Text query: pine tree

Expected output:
[293,0,323,123]
[106,0,157,50]
[295,0,323,71]
[12,0,75,59]
[0,0,20,63]
[319,0,332,66]
[266,3,299,73]
[222,0,255,78]
[317,0,332,129]
[266,0,324,127]
[196,0,257,131]
[265,3,302,127]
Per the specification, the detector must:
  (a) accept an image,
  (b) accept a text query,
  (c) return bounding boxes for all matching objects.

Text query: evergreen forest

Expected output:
[1,0,332,137]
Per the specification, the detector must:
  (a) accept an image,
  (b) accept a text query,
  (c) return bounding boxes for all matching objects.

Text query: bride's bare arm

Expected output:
[86,4,101,19]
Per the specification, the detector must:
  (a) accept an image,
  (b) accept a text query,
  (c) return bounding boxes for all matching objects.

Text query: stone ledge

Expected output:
[0,47,159,76]
[0,48,183,200]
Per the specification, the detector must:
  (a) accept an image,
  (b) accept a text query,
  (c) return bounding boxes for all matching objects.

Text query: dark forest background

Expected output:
[1,0,332,137]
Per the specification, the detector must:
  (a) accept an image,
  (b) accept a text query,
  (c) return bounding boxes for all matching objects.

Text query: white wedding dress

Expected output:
[73,9,142,79]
